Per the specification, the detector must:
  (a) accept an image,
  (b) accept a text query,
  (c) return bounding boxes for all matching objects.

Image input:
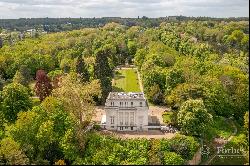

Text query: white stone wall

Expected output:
[105,99,148,131]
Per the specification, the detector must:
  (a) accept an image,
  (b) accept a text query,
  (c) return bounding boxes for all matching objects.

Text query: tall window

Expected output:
[140,102,143,107]
[125,112,129,126]
[131,102,133,107]
[130,112,134,125]
[119,112,123,125]
[110,116,114,124]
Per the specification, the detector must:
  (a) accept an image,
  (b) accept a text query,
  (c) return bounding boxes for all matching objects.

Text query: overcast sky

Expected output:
[0,0,249,19]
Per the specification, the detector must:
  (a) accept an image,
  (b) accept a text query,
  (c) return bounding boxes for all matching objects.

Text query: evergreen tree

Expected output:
[76,56,89,82]
[94,48,112,104]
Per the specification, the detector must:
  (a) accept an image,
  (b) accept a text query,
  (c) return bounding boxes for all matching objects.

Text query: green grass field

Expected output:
[112,69,141,92]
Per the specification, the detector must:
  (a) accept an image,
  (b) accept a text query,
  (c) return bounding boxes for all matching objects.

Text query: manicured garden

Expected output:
[112,69,141,92]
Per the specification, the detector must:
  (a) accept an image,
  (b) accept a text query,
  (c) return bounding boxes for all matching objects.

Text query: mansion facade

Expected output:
[104,92,149,131]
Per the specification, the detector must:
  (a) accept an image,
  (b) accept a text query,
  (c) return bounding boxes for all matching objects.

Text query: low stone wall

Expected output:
[187,148,202,165]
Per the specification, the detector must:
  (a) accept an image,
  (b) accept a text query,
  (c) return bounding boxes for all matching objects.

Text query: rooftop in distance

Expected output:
[107,92,145,100]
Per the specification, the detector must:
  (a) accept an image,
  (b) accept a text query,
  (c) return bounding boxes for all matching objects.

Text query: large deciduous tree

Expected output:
[1,83,31,122]
[52,73,101,152]
[34,70,52,101]
[0,137,29,165]
[177,99,213,137]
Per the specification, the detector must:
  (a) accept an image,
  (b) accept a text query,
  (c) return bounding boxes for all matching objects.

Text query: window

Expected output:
[131,102,133,107]
[140,102,143,107]
[125,112,129,126]
[130,112,134,125]
[119,112,123,125]
[110,116,114,124]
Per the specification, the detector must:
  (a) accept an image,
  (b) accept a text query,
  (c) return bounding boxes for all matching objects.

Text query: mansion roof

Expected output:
[107,92,145,100]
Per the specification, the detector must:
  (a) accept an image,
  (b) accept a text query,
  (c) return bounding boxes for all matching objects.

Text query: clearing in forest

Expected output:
[112,68,141,92]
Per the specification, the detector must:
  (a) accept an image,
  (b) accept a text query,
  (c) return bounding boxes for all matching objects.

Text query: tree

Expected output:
[94,48,112,103]
[52,73,101,152]
[13,70,28,87]
[177,99,213,137]
[5,96,76,164]
[166,134,200,160]
[75,56,89,82]
[1,83,31,122]
[0,137,29,165]
[165,68,185,95]
[34,70,53,101]
[147,83,163,104]
[165,83,205,110]
[0,75,5,91]
[244,112,249,133]
[0,37,3,48]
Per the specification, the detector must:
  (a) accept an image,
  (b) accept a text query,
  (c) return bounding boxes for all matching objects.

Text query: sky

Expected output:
[0,0,249,19]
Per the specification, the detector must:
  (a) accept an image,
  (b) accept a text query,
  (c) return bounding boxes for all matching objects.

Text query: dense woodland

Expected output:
[0,20,249,165]
[0,16,249,32]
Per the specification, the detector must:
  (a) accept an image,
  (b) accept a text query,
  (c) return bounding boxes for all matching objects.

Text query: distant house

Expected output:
[26,29,36,37]
[167,16,177,21]
[104,92,149,131]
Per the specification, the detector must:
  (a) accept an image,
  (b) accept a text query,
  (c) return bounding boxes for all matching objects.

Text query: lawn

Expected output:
[112,69,141,92]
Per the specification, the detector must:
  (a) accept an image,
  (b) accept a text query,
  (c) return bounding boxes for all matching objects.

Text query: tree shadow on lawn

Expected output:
[114,75,125,80]
[112,86,125,92]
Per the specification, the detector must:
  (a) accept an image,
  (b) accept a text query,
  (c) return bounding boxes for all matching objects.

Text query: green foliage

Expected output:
[1,83,32,122]
[147,83,164,104]
[164,134,200,160]
[75,56,90,82]
[205,116,235,140]
[94,47,112,103]
[244,112,249,132]
[162,111,175,125]
[0,20,248,165]
[0,137,29,165]
[13,70,29,86]
[177,99,213,137]
[166,83,205,109]
[5,96,76,164]
[163,152,185,165]
[48,70,63,81]
[165,68,185,95]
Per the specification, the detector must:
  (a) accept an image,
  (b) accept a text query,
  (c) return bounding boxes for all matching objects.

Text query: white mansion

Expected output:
[103,92,149,131]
